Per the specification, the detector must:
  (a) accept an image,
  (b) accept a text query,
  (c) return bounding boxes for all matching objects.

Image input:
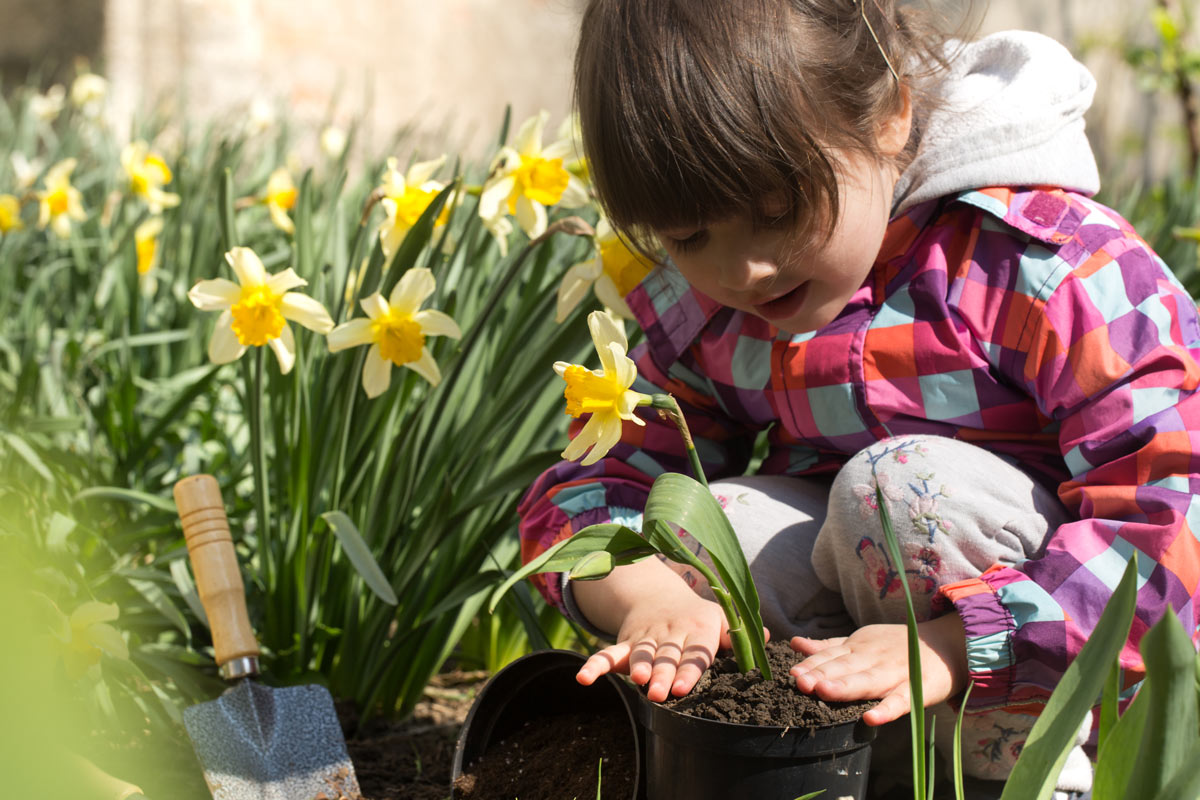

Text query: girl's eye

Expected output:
[669,230,708,253]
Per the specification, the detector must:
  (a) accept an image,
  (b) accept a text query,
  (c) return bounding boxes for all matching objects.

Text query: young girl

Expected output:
[518,1,1200,797]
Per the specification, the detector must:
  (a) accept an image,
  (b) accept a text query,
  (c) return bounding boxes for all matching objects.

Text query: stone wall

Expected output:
[0,0,1187,179]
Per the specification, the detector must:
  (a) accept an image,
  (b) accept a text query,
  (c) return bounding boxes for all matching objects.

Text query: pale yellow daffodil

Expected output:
[554,310,650,466]
[321,126,347,159]
[121,141,180,213]
[135,216,163,294]
[478,110,590,242]
[556,217,653,322]
[0,194,23,234]
[52,601,128,680]
[555,111,590,187]
[328,267,461,396]
[263,168,297,234]
[29,84,65,122]
[11,152,41,191]
[377,155,450,257]
[188,246,334,374]
[70,72,107,118]
[37,158,87,238]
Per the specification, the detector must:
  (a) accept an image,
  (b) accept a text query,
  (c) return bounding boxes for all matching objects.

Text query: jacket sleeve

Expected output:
[517,313,764,617]
[939,198,1200,712]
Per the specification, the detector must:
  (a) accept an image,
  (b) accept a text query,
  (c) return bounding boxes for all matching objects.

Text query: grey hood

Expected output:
[892,30,1100,216]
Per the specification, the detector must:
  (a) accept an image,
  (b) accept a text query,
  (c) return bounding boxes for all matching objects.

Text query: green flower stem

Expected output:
[692,561,756,673]
[248,347,273,590]
[648,394,707,489]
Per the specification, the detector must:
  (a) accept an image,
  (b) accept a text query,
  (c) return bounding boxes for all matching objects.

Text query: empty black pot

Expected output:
[633,690,874,800]
[451,649,642,799]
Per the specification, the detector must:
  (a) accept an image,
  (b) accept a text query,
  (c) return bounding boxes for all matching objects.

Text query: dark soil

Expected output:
[661,639,875,727]
[451,709,637,800]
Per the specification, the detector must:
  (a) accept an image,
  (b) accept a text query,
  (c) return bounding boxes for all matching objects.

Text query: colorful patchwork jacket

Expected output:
[518,186,1200,712]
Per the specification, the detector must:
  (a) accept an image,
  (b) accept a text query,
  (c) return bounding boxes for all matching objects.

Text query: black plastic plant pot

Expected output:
[633,690,875,800]
[451,649,642,799]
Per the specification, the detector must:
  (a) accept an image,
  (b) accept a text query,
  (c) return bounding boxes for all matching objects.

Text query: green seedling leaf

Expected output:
[643,471,770,677]
[1124,608,1199,798]
[793,792,825,800]
[954,683,974,800]
[320,511,398,605]
[1093,690,1149,800]
[569,550,617,581]
[487,524,654,613]
[1000,555,1139,800]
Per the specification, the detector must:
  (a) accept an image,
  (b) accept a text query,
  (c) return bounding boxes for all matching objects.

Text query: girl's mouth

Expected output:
[753,282,808,322]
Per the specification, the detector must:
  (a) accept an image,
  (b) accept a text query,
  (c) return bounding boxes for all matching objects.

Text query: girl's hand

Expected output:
[789,612,969,726]
[576,588,733,701]
[571,555,768,702]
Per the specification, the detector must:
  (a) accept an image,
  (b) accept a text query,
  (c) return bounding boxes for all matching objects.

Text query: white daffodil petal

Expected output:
[478,175,515,222]
[390,267,436,314]
[359,291,388,321]
[515,195,546,239]
[553,360,572,377]
[406,347,442,386]
[269,324,296,374]
[413,309,461,340]
[188,278,241,311]
[558,175,591,209]
[327,318,375,352]
[227,247,267,287]
[280,292,333,333]
[612,352,637,391]
[562,414,603,462]
[541,138,574,161]
[406,155,447,187]
[515,110,549,157]
[581,414,623,466]
[85,622,129,660]
[209,310,246,364]
[362,343,391,398]
[269,203,295,235]
[589,309,629,355]
[266,267,307,294]
[594,275,636,320]
[619,390,648,423]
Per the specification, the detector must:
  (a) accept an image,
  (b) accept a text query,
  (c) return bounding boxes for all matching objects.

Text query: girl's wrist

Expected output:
[919,612,969,696]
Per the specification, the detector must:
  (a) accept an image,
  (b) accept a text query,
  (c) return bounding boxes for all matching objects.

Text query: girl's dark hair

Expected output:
[574,0,961,254]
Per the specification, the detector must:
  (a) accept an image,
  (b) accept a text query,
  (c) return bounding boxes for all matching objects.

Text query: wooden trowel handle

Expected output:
[173,474,260,676]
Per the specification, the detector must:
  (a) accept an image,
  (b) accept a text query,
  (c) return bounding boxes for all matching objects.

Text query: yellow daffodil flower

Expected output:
[135,216,163,294]
[121,141,180,213]
[556,217,653,322]
[29,84,65,122]
[37,158,87,239]
[554,310,650,466]
[188,246,334,374]
[53,601,128,680]
[263,167,297,234]
[328,267,461,396]
[555,111,590,187]
[0,194,23,234]
[70,71,107,117]
[377,155,450,257]
[478,110,590,242]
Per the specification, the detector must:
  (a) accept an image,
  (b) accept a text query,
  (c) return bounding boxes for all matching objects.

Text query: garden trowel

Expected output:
[174,475,361,800]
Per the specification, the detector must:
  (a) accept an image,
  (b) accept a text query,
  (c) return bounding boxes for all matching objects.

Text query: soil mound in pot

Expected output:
[452,707,636,800]
[661,639,875,727]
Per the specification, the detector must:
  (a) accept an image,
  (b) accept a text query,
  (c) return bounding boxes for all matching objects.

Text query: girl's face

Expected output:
[654,149,901,335]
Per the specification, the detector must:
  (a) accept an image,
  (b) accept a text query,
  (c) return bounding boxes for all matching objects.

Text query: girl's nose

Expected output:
[717,255,777,293]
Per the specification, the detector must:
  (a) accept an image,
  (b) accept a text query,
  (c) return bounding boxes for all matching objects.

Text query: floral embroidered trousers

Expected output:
[665,434,1092,795]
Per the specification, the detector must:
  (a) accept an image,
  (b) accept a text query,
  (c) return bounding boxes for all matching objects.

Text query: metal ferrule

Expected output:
[219,655,260,681]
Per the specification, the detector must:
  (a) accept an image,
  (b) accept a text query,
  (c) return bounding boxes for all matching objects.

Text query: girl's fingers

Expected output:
[577,642,631,685]
[862,690,911,727]
[628,638,660,685]
[670,640,716,696]
[790,634,845,655]
[646,641,682,702]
